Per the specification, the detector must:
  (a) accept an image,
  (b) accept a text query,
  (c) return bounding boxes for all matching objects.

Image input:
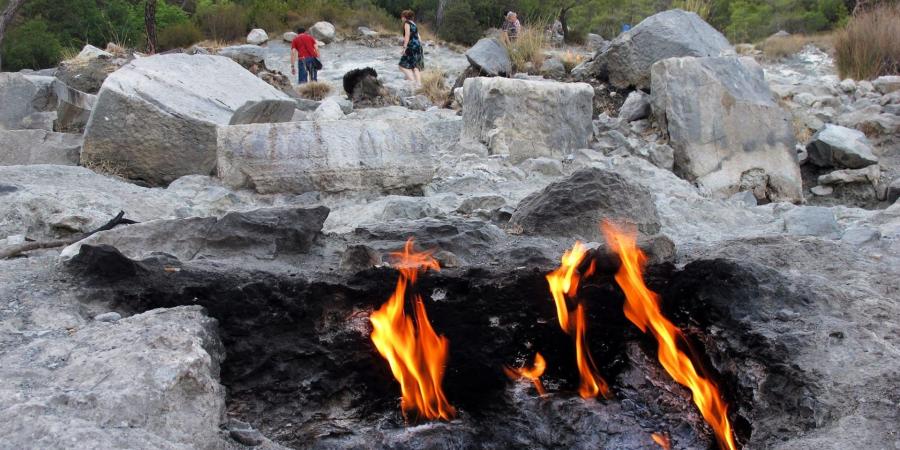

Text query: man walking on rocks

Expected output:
[291,27,319,84]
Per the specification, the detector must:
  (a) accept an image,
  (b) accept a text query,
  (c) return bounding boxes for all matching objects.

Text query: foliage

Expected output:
[759,32,834,59]
[834,2,900,79]
[195,2,249,41]
[673,0,713,18]
[1,18,61,70]
[416,68,449,104]
[158,22,204,50]
[437,0,481,45]
[504,24,547,72]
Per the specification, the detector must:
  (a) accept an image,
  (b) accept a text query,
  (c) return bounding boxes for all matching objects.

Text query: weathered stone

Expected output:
[782,206,840,238]
[728,190,758,206]
[94,311,122,322]
[309,21,336,44]
[806,124,878,169]
[540,57,566,79]
[340,244,382,272]
[465,38,512,77]
[55,45,126,94]
[283,31,298,42]
[52,79,96,132]
[599,9,731,89]
[217,119,439,194]
[810,185,834,196]
[887,178,900,204]
[510,167,660,241]
[817,165,880,185]
[247,28,269,45]
[841,226,880,245]
[457,195,507,215]
[872,75,900,95]
[82,54,295,186]
[217,44,268,68]
[314,97,346,121]
[0,73,56,130]
[462,77,593,163]
[651,56,801,202]
[618,90,651,121]
[587,33,608,51]
[0,130,82,166]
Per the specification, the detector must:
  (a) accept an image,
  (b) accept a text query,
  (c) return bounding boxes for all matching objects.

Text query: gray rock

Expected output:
[0,73,57,130]
[358,27,379,38]
[217,44,267,68]
[782,206,841,238]
[872,75,900,95]
[841,226,880,246]
[651,56,801,202]
[283,31,298,42]
[314,97,346,121]
[340,244,382,272]
[540,57,566,79]
[806,124,878,169]
[587,33,608,51]
[728,190,758,206]
[838,78,856,93]
[462,77,593,163]
[886,178,900,204]
[217,119,442,194]
[309,21,336,44]
[246,28,268,45]
[457,195,507,215]
[52,79,97,132]
[510,167,661,241]
[61,206,329,262]
[618,90,651,121]
[94,311,122,322]
[402,94,433,111]
[810,185,834,196]
[646,142,674,170]
[82,54,295,186]
[465,38,512,76]
[0,130,82,166]
[55,45,126,94]
[519,157,564,176]
[599,9,731,89]
[817,165,880,185]
[0,306,226,449]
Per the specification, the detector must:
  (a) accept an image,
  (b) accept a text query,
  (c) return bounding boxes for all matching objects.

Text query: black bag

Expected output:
[312,58,323,71]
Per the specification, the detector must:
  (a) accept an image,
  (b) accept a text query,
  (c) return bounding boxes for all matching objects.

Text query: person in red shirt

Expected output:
[291,27,320,84]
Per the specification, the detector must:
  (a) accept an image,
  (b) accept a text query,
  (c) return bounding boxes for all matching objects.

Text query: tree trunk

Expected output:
[435,0,450,32]
[0,0,28,71]
[145,0,158,54]
[559,4,576,43]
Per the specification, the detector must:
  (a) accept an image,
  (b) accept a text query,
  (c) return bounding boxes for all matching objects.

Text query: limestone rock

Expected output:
[782,206,840,238]
[0,73,56,130]
[217,44,267,69]
[872,75,900,95]
[462,77,593,163]
[283,31,298,42]
[247,28,269,45]
[56,44,126,94]
[217,119,439,194]
[817,165,880,186]
[340,244,382,272]
[0,130,82,166]
[887,178,900,204]
[465,38,512,76]
[540,56,566,79]
[806,124,878,169]
[599,9,731,89]
[314,98,346,121]
[510,167,661,241]
[53,79,97,132]
[309,21,336,44]
[618,90,651,121]
[651,56,801,202]
[82,54,295,186]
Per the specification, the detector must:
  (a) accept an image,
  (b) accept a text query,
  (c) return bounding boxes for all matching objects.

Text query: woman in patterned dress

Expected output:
[398,10,424,85]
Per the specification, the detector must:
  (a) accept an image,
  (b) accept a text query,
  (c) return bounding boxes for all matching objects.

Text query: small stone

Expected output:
[887,178,900,204]
[229,429,264,446]
[728,190,758,206]
[810,185,833,196]
[246,29,268,45]
[872,75,900,95]
[340,245,381,272]
[817,165,880,186]
[838,78,856,93]
[95,312,122,323]
[434,250,461,268]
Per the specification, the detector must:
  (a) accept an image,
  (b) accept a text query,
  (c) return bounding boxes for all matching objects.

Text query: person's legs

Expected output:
[297,59,308,84]
[399,66,415,81]
[305,57,318,82]
[412,68,422,85]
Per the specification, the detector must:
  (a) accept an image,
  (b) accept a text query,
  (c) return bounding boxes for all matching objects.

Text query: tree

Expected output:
[558,1,579,42]
[0,0,28,70]
[145,0,157,54]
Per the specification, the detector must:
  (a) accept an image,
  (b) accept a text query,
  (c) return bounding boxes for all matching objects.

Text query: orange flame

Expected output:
[601,223,737,450]
[369,239,456,421]
[546,242,610,399]
[652,432,672,450]
[504,352,547,396]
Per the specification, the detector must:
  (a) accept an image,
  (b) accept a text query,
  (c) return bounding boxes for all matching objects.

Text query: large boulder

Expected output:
[0,130,82,165]
[246,28,268,45]
[461,77,593,162]
[0,73,57,130]
[509,167,661,241]
[309,21,336,44]
[217,44,268,69]
[217,119,439,194]
[55,44,127,94]
[806,124,878,169]
[600,9,731,89]
[81,54,295,186]
[651,56,801,202]
[53,79,97,132]
[465,38,512,77]
[618,90,651,121]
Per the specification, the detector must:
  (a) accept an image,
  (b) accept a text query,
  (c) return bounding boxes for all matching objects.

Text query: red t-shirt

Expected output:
[291,33,318,58]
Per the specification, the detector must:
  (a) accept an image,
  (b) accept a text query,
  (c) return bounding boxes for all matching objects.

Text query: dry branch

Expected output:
[0,211,137,260]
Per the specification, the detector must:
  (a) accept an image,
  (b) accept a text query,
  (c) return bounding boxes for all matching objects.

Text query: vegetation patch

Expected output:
[835,3,900,80]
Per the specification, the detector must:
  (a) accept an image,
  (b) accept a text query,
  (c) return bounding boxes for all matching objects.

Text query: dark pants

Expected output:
[298,57,318,84]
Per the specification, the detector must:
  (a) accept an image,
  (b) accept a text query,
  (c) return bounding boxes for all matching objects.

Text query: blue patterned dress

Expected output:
[399,21,424,70]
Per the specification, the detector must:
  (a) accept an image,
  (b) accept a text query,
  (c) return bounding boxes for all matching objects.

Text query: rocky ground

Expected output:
[1,11,899,450]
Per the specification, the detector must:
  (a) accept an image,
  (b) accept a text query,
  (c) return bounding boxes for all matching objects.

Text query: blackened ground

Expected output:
[67,244,821,449]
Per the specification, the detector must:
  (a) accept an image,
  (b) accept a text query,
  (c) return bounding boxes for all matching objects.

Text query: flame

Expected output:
[504,352,547,396]
[369,239,456,421]
[601,222,737,450]
[651,432,672,450]
[546,242,609,399]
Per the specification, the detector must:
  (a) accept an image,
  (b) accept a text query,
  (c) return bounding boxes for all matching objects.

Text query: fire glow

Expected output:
[504,352,547,396]
[546,242,610,399]
[602,222,738,450]
[369,239,456,422]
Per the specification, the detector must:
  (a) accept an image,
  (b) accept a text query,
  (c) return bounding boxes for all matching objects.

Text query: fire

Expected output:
[601,223,737,450]
[504,352,547,396]
[369,239,456,421]
[546,242,610,399]
[651,432,672,450]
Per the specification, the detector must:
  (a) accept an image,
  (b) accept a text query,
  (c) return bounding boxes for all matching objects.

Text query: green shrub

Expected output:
[159,22,205,50]
[438,0,481,45]
[196,2,249,41]
[835,3,900,80]
[246,0,289,31]
[1,19,62,71]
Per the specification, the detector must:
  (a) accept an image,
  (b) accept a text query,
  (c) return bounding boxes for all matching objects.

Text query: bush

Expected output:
[246,0,289,31]
[417,69,449,105]
[834,3,900,80]
[159,22,205,50]
[505,25,547,73]
[296,81,333,100]
[196,2,249,41]
[438,0,481,45]
[560,50,586,73]
[1,19,62,71]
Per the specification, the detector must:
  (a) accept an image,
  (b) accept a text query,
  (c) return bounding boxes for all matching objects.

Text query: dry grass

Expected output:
[672,0,712,19]
[835,3,900,80]
[195,39,232,52]
[759,33,834,60]
[295,81,333,101]
[560,50,586,74]
[82,158,128,179]
[504,25,548,73]
[416,69,450,105]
